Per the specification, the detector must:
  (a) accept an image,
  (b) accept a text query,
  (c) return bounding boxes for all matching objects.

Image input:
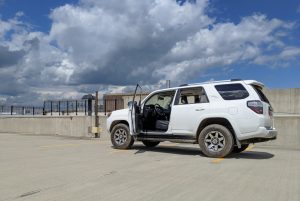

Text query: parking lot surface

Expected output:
[0,133,299,201]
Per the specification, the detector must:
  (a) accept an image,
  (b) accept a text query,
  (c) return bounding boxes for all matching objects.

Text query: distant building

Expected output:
[104,92,149,112]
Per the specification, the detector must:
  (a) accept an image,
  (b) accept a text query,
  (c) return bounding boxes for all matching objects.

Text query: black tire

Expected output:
[142,140,160,147]
[198,124,234,158]
[111,123,134,149]
[232,144,249,153]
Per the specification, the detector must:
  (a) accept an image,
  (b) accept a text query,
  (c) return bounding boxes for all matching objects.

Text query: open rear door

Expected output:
[129,84,141,135]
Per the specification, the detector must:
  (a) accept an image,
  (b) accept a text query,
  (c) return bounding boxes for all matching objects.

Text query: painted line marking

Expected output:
[211,158,224,163]
[110,149,131,154]
[40,143,79,148]
[245,144,255,151]
[161,144,177,147]
[39,141,105,149]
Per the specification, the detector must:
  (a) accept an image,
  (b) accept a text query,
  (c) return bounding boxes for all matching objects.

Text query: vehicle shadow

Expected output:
[132,144,205,156]
[132,145,274,159]
[229,151,274,160]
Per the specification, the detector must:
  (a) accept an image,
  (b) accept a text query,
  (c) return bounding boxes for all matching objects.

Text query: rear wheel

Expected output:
[111,124,134,149]
[198,124,234,158]
[142,140,160,147]
[232,144,249,153]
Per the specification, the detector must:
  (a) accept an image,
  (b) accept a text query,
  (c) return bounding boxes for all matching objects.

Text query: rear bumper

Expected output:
[238,127,278,141]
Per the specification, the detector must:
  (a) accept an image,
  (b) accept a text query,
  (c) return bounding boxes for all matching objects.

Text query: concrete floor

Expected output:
[0,133,299,201]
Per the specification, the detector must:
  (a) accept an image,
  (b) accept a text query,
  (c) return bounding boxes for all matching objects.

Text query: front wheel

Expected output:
[111,124,134,149]
[198,124,234,158]
[142,140,160,147]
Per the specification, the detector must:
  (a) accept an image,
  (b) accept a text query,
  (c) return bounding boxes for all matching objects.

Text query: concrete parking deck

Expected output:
[0,133,299,201]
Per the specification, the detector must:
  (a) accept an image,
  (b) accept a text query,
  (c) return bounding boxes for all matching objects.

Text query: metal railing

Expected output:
[0,98,126,116]
[0,105,44,115]
[43,100,89,116]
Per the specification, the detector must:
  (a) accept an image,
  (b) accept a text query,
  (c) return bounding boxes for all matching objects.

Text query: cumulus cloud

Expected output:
[0,46,25,67]
[48,0,213,86]
[0,0,299,105]
[254,46,300,66]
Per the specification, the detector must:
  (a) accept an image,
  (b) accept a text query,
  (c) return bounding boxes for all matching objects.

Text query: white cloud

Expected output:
[0,0,299,105]
[254,46,300,66]
[280,47,300,58]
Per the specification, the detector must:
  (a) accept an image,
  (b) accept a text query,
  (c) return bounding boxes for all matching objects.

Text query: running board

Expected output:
[136,134,196,143]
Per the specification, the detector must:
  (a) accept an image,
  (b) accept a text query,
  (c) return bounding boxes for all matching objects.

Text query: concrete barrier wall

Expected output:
[264,88,300,114]
[269,116,300,149]
[99,116,109,140]
[0,115,299,149]
[0,116,94,138]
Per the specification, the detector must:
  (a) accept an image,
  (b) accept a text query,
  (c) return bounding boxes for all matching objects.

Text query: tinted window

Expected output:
[215,84,249,100]
[176,87,209,105]
[252,85,270,103]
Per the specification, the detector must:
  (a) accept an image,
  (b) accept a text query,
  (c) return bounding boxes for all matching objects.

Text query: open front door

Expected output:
[129,84,141,135]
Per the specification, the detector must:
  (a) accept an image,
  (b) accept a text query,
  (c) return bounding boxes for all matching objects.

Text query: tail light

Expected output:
[247,100,263,114]
[269,106,273,117]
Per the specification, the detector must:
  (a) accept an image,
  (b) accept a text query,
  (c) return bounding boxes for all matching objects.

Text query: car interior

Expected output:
[176,87,209,105]
[141,90,175,132]
[138,87,208,133]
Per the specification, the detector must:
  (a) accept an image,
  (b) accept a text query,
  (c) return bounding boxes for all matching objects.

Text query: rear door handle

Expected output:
[195,108,205,111]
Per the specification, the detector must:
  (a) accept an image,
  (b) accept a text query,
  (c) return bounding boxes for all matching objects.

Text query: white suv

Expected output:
[107,80,277,158]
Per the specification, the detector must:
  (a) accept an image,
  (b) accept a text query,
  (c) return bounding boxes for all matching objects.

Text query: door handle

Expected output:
[195,108,205,111]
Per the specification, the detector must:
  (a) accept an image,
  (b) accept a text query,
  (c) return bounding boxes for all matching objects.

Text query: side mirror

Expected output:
[128,101,137,109]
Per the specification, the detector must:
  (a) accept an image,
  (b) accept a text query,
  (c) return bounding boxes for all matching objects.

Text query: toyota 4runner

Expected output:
[107,79,277,158]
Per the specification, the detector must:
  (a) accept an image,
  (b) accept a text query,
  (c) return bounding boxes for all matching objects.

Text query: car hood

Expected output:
[111,108,129,117]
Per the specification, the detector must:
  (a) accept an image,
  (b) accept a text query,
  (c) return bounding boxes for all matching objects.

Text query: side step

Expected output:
[136,134,197,143]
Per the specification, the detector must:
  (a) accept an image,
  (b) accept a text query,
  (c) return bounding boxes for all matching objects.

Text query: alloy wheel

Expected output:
[204,131,226,152]
[114,128,128,145]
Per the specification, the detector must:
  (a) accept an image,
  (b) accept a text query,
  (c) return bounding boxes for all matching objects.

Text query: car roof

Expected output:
[150,79,264,93]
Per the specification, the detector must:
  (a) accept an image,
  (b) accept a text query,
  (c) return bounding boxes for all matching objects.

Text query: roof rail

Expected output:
[179,84,188,87]
[187,80,231,86]
[230,78,242,81]
[184,79,245,86]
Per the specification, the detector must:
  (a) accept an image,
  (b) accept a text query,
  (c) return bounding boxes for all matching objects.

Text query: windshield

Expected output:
[144,91,176,109]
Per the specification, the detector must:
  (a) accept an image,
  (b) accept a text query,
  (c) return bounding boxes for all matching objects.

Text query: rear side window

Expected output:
[175,87,209,105]
[252,85,270,103]
[215,84,249,100]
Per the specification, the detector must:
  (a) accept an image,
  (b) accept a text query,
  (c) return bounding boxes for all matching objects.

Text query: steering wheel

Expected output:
[154,104,165,116]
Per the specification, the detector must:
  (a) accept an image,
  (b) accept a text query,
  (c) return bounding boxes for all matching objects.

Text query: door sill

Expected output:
[141,130,167,135]
[136,133,196,143]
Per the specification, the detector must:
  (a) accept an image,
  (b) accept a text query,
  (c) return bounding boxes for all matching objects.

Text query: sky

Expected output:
[0,0,300,105]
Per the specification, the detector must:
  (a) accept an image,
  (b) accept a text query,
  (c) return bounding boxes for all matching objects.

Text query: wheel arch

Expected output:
[196,117,238,144]
[110,120,129,132]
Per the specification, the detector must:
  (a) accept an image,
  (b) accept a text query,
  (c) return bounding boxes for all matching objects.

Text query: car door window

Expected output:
[175,87,208,105]
[144,91,176,109]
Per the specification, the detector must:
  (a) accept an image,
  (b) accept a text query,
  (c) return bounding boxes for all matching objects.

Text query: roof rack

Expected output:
[185,79,244,86]
[230,78,242,81]
[179,84,188,87]
[187,80,230,86]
